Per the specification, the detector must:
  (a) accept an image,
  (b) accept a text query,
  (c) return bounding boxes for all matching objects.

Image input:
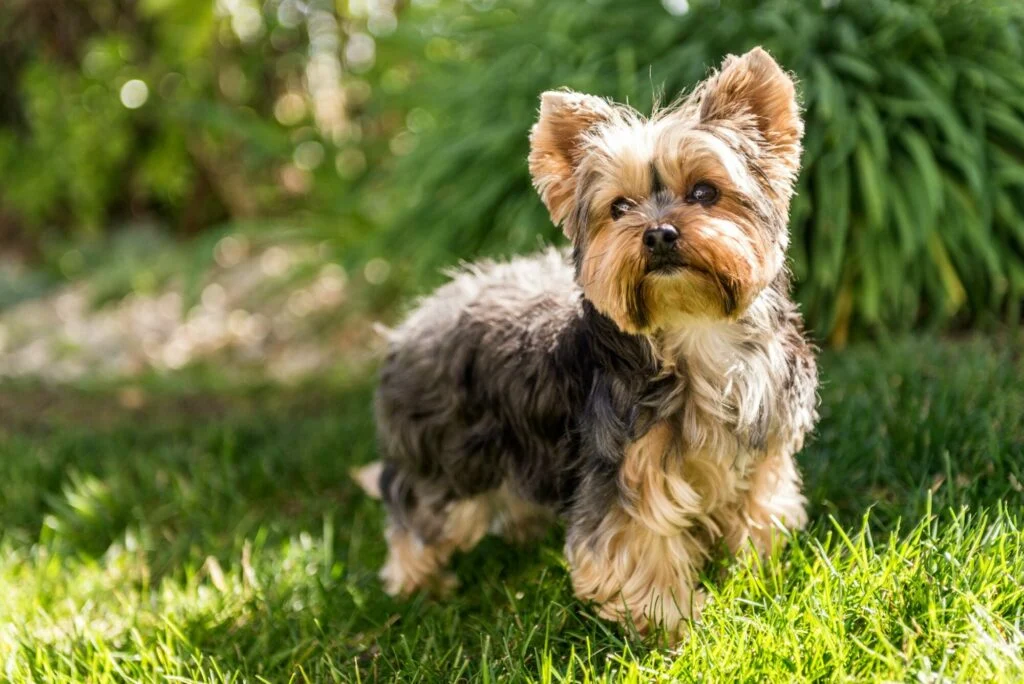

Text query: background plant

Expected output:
[2,0,1023,342]
[370,0,1024,342]
[0,0,412,249]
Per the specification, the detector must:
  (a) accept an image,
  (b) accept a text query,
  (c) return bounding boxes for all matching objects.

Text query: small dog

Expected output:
[355,47,818,638]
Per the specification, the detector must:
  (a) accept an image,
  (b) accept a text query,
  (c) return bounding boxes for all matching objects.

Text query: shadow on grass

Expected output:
[0,378,379,571]
[801,336,1024,533]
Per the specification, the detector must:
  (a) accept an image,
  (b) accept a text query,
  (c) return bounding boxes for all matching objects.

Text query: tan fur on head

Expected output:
[699,48,803,176]
[528,48,803,333]
[528,90,613,232]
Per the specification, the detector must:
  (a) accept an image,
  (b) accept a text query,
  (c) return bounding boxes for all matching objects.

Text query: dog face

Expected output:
[529,48,803,333]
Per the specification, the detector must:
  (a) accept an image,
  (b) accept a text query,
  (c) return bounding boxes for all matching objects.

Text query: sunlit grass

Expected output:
[1,336,1022,682]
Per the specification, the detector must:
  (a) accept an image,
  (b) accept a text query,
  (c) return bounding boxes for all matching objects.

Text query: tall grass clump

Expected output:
[373,0,1024,342]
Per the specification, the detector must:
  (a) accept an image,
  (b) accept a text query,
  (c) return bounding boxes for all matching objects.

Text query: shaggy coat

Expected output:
[357,47,818,637]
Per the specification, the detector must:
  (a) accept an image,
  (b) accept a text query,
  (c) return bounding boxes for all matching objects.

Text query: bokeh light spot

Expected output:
[120,79,149,109]
[335,148,366,179]
[368,12,398,36]
[364,258,391,285]
[214,235,249,268]
[345,33,376,72]
[261,247,292,277]
[294,141,325,171]
[389,131,417,156]
[662,0,689,15]
[274,92,307,125]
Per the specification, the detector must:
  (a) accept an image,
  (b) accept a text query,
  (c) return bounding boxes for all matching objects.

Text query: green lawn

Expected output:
[1,337,1023,682]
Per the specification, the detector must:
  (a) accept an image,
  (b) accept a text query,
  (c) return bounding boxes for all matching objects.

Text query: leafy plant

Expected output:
[0,0,412,242]
[373,0,1024,342]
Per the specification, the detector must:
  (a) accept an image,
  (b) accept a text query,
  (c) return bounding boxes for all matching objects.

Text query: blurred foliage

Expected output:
[0,0,408,247]
[2,0,1024,342]
[371,0,1024,342]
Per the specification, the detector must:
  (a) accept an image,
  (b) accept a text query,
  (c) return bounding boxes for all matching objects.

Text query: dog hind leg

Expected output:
[358,462,492,596]
[379,495,493,596]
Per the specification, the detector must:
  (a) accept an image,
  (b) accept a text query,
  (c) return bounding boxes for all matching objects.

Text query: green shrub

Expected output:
[374,0,1024,342]
[0,0,409,242]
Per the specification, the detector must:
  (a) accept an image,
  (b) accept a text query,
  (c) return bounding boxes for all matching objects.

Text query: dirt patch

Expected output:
[0,234,387,384]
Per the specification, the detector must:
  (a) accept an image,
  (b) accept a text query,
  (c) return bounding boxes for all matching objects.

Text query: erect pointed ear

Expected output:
[699,47,803,171]
[528,90,613,232]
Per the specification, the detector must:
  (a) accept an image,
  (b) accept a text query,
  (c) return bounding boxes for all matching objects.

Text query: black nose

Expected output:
[643,224,679,254]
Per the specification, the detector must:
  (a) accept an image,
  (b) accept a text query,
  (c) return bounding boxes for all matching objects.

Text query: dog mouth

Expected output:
[644,255,724,295]
[645,250,684,273]
[645,251,702,276]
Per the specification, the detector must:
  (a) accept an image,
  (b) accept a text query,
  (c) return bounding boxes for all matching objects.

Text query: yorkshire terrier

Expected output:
[354,47,818,638]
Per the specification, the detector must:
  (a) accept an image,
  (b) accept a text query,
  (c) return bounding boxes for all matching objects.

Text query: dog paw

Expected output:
[379,564,458,598]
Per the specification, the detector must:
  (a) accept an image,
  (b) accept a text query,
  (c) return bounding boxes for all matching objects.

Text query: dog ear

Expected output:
[529,90,613,233]
[699,47,803,171]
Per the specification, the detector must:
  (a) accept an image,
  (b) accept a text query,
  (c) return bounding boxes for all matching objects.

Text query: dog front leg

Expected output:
[565,507,706,641]
[723,445,807,562]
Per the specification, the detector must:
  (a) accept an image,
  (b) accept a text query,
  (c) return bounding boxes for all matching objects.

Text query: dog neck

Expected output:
[649,284,793,451]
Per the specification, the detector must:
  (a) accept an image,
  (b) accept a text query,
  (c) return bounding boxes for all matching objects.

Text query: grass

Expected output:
[0,336,1022,682]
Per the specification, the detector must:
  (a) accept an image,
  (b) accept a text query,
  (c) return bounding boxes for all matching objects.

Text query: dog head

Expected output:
[529,48,803,334]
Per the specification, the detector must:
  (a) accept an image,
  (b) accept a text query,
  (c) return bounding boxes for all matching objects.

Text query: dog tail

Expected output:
[351,460,385,499]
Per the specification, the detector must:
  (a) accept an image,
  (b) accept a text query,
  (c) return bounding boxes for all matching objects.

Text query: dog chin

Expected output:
[640,269,735,331]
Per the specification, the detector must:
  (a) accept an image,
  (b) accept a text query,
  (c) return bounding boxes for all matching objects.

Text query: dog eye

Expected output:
[610,197,633,220]
[687,182,719,205]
